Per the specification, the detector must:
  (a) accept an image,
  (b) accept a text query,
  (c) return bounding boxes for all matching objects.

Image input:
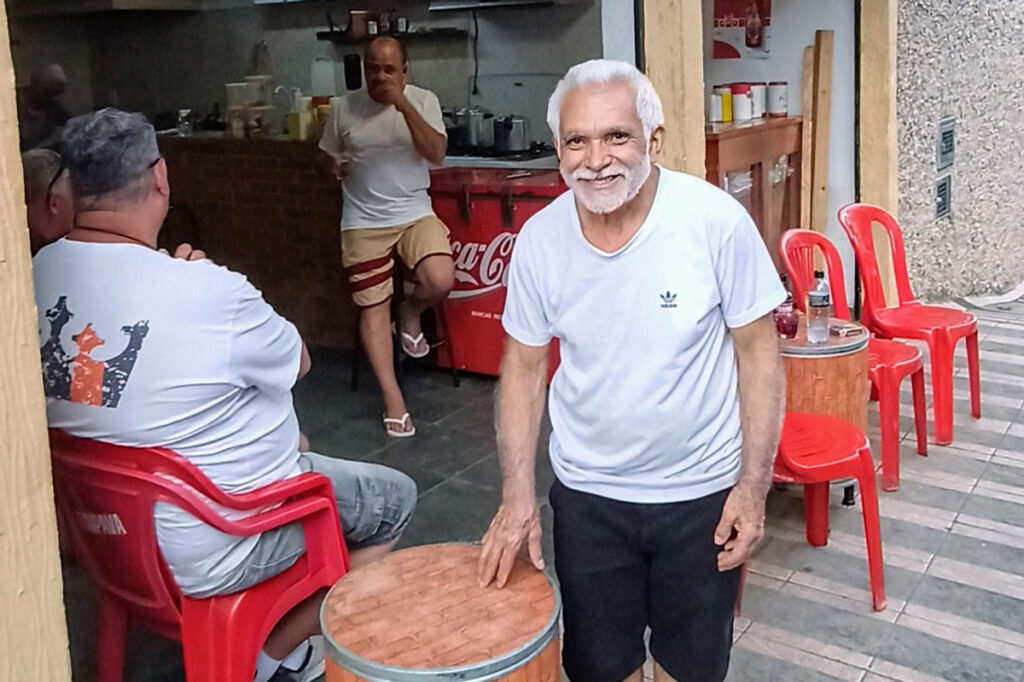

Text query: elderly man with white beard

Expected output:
[477,60,786,682]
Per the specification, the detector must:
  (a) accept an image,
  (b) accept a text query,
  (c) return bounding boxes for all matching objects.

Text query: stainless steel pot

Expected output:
[494,114,530,153]
[454,106,492,149]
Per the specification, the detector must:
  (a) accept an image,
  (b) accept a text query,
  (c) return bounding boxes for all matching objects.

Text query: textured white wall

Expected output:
[897,0,1024,299]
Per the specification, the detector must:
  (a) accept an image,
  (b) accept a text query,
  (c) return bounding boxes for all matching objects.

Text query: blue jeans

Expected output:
[186,453,416,598]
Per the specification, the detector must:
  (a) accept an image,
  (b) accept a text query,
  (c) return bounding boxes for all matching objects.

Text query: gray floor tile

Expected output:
[397,477,498,548]
[726,645,850,682]
[936,531,1024,580]
[362,423,496,480]
[960,494,1024,531]
[910,574,1024,637]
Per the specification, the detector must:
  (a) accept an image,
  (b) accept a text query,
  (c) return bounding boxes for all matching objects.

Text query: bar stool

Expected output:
[350,261,459,391]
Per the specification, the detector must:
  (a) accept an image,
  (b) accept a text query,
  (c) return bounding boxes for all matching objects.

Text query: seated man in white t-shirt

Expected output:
[477,61,786,682]
[319,37,454,438]
[34,109,417,682]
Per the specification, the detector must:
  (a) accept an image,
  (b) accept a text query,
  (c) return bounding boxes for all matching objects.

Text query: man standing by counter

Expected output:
[319,37,454,437]
[478,60,786,681]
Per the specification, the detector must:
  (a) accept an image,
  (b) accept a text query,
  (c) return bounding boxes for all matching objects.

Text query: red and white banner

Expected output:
[713,0,771,60]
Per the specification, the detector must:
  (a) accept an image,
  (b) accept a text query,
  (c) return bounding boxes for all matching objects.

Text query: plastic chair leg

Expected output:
[803,482,830,547]
[855,446,887,611]
[966,330,981,419]
[875,375,901,492]
[911,368,928,456]
[181,607,262,682]
[928,333,955,445]
[96,594,127,682]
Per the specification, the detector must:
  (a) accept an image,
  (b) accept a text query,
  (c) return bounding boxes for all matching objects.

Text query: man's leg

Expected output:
[647,488,741,682]
[342,226,412,434]
[549,479,649,682]
[395,216,454,354]
[359,300,410,433]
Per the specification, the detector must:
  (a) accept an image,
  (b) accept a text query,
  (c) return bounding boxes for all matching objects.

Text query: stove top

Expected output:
[445,141,556,161]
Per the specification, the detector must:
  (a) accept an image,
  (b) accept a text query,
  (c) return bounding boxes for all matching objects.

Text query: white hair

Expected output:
[546,59,665,142]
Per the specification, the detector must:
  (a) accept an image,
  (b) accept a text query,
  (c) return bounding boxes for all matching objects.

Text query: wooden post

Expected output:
[0,0,73,678]
[800,46,815,231]
[859,0,899,304]
[642,0,705,177]
[810,30,833,235]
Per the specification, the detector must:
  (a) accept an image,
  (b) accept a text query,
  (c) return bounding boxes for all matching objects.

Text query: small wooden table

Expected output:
[779,317,870,432]
[320,543,561,682]
[705,117,802,271]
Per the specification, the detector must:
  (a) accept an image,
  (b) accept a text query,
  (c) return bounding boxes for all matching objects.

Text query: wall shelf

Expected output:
[316,27,468,44]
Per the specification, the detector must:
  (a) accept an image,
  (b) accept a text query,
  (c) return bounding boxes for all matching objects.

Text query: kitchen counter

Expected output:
[155,135,561,353]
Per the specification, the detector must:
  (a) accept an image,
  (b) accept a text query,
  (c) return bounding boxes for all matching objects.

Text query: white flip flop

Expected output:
[383,412,416,438]
[399,330,430,358]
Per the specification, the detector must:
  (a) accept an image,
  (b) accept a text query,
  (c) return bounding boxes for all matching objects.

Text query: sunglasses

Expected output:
[45,156,161,204]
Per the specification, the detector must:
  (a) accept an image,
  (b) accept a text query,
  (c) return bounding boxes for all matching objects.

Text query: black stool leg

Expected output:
[842,484,856,506]
[435,303,460,388]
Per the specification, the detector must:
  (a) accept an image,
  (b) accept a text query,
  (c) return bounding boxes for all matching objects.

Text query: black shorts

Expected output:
[549,479,740,682]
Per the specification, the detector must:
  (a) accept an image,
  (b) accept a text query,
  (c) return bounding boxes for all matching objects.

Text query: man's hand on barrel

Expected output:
[478,500,545,588]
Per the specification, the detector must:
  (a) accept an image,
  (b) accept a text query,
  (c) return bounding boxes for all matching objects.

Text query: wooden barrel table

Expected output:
[320,543,561,682]
[780,317,870,431]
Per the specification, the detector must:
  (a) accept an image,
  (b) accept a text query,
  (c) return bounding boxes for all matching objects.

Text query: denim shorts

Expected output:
[186,453,416,599]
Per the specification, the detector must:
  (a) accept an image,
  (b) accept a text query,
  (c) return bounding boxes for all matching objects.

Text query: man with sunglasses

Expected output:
[22,149,73,254]
[33,109,417,682]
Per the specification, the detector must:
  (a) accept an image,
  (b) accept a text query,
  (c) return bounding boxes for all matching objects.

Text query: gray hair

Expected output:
[546,59,664,142]
[61,108,160,208]
[22,149,61,205]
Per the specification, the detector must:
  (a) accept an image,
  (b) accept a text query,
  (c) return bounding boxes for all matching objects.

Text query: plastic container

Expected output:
[768,81,788,117]
[225,82,256,108]
[713,85,732,123]
[731,83,752,121]
[750,83,767,118]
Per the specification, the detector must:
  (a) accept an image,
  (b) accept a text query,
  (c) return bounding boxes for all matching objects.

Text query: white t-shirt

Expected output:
[33,239,303,594]
[502,168,786,503]
[319,84,446,230]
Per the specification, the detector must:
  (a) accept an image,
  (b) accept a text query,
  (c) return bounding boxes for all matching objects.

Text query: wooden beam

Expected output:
[0,0,74,678]
[642,0,705,177]
[800,45,815,230]
[810,30,833,235]
[859,0,899,305]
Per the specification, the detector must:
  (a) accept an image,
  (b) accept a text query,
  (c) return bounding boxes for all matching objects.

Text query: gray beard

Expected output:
[563,153,652,215]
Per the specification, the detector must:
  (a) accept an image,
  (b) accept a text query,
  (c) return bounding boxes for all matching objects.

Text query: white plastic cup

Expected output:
[768,81,788,117]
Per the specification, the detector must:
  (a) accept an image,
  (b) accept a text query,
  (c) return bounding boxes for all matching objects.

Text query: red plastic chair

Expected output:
[837,204,981,445]
[49,429,350,682]
[773,413,886,611]
[780,229,928,491]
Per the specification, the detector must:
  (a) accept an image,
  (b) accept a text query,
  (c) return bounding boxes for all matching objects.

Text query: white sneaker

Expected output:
[279,636,325,682]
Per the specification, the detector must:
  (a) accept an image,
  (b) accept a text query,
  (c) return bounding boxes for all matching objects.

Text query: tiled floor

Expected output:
[63,296,1024,682]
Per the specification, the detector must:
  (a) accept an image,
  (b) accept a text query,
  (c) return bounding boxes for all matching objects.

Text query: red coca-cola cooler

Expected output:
[430,168,565,377]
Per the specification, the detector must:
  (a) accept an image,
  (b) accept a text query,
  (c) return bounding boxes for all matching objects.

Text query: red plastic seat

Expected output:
[49,429,350,682]
[780,229,928,491]
[773,413,886,611]
[837,204,981,445]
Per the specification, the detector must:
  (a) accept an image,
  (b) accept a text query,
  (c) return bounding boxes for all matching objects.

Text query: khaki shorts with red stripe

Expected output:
[342,214,452,308]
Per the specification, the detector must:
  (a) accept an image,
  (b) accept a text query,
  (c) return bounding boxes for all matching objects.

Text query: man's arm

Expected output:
[390,92,447,165]
[477,337,549,588]
[714,312,785,571]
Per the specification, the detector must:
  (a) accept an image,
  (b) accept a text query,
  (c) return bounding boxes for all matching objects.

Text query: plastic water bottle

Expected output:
[807,288,831,344]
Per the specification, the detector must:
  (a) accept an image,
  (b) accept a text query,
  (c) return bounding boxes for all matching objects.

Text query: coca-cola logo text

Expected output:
[450,232,516,299]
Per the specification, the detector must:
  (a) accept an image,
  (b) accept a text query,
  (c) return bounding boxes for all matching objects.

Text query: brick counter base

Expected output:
[159,135,356,350]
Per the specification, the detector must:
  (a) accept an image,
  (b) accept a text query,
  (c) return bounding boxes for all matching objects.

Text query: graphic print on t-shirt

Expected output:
[40,296,149,408]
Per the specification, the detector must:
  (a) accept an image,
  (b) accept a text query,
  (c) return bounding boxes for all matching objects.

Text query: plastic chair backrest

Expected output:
[837,204,917,327]
[779,229,851,320]
[49,430,247,636]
